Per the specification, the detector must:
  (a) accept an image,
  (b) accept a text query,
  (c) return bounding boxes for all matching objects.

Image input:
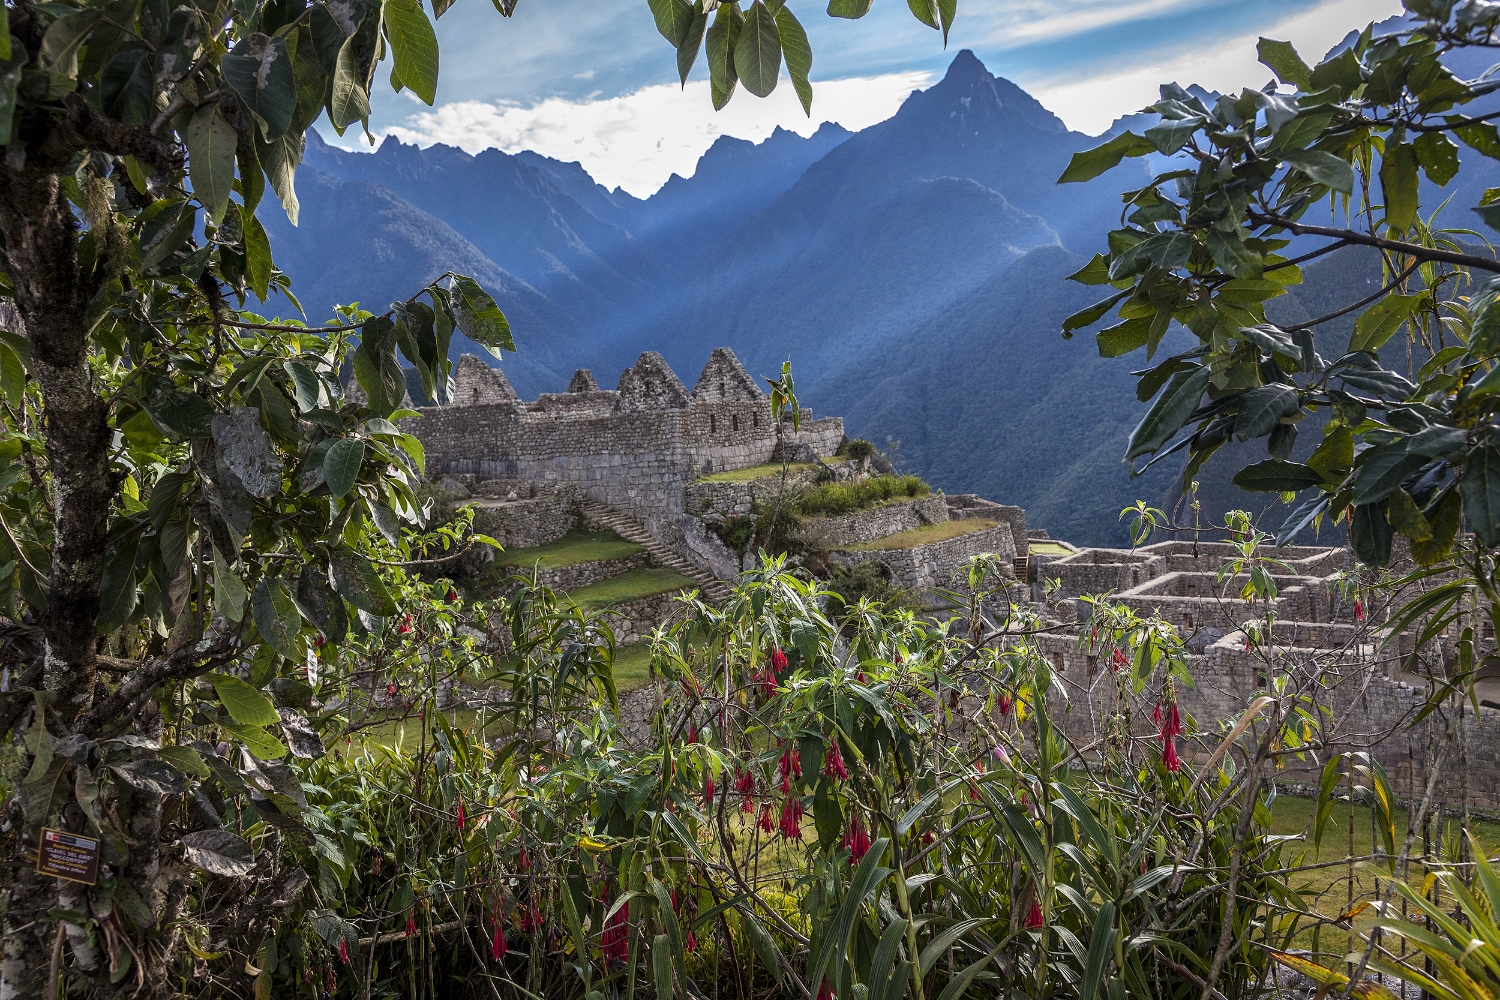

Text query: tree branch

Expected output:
[75,632,239,738]
[48,94,182,178]
[1249,212,1500,273]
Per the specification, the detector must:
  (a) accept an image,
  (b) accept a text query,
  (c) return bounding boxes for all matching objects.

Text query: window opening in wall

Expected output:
[1183,613,1193,630]
[1051,652,1065,674]
[710,415,716,434]
[732,414,739,431]
[753,414,759,427]
[719,380,726,397]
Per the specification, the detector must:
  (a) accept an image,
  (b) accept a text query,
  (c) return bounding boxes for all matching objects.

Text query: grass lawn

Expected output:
[495,531,642,569]
[613,642,653,692]
[695,462,817,483]
[1028,541,1074,556]
[566,566,698,607]
[1266,792,1500,961]
[843,518,999,551]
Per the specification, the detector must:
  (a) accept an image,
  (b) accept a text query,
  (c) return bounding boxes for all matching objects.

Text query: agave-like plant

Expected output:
[1272,835,1500,1000]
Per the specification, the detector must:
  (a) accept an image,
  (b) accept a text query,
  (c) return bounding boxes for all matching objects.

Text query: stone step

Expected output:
[579,500,732,604]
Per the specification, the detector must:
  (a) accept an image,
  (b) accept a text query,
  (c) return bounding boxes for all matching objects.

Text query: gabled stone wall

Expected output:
[407,349,844,543]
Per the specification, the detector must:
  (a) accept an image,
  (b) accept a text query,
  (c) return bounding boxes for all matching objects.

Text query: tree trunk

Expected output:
[0,117,118,1000]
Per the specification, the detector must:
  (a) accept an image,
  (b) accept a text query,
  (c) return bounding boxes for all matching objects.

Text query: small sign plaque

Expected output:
[36,828,101,885]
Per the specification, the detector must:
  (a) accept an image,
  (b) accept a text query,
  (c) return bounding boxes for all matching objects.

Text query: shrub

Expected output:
[842,438,876,463]
[796,474,930,516]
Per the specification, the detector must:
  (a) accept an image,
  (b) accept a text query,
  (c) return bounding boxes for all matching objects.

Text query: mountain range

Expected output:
[262,43,1463,546]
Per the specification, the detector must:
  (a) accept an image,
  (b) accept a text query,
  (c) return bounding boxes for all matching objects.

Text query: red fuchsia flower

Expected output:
[998,693,1012,716]
[455,799,467,831]
[921,831,935,845]
[519,903,541,933]
[491,922,507,961]
[685,930,698,953]
[842,814,872,863]
[1163,737,1181,772]
[687,722,698,744]
[1354,600,1365,621]
[1151,704,1162,728]
[757,803,776,834]
[1111,649,1128,672]
[857,671,868,684]
[372,852,382,876]
[446,588,459,602]
[405,913,418,938]
[816,979,834,1000]
[704,775,716,809]
[387,683,398,698]
[338,939,350,964]
[1025,900,1044,929]
[398,616,411,635]
[779,798,805,840]
[770,647,789,673]
[600,891,629,967]
[517,845,530,871]
[823,741,849,782]
[776,747,801,792]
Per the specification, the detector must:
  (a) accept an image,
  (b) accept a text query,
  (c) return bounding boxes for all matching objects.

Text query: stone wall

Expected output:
[684,466,828,519]
[832,522,1017,595]
[1027,628,1500,812]
[507,551,651,592]
[592,590,687,646]
[795,496,949,549]
[469,486,580,550]
[948,496,1028,558]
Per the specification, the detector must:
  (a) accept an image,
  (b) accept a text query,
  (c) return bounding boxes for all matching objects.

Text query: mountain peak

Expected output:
[942,49,990,84]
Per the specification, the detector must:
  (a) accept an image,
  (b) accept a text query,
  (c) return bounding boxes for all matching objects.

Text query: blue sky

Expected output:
[333,0,1403,196]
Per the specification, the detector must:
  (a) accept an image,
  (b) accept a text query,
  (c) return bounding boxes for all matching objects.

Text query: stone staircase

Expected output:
[579,499,733,604]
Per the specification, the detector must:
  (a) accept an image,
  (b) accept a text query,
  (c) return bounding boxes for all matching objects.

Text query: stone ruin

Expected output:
[401,348,1500,813]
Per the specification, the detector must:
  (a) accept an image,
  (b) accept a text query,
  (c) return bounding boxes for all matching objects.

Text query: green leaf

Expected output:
[1352,442,1423,505]
[738,908,785,983]
[449,276,514,355]
[1307,425,1354,481]
[1380,141,1420,233]
[706,1,743,110]
[184,103,238,224]
[221,722,289,760]
[1461,442,1500,547]
[382,0,439,105]
[1414,132,1460,186]
[1455,121,1500,160]
[96,541,139,633]
[1059,132,1155,184]
[1078,902,1114,1000]
[100,49,154,124]
[648,0,695,47]
[776,5,811,115]
[253,576,303,658]
[1126,365,1209,461]
[807,839,891,994]
[1205,227,1262,279]
[1258,37,1311,88]
[142,375,215,439]
[1233,384,1300,439]
[331,32,374,128]
[1096,317,1150,358]
[212,547,248,622]
[258,120,305,226]
[1351,501,1393,567]
[827,0,873,17]
[905,0,938,29]
[651,934,675,1000]
[867,920,907,1000]
[1067,253,1113,286]
[1281,149,1354,194]
[0,8,8,61]
[209,672,280,726]
[295,563,349,645]
[40,9,102,76]
[331,548,397,616]
[1412,489,1462,566]
[677,1,708,85]
[1386,487,1434,543]
[1064,290,1129,333]
[244,213,273,301]
[323,438,365,499]
[1232,459,1325,493]
[223,33,298,140]
[1350,294,1419,354]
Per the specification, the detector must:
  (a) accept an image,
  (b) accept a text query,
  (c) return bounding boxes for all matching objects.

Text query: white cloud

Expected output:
[1027,0,1406,134]
[363,72,930,197]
